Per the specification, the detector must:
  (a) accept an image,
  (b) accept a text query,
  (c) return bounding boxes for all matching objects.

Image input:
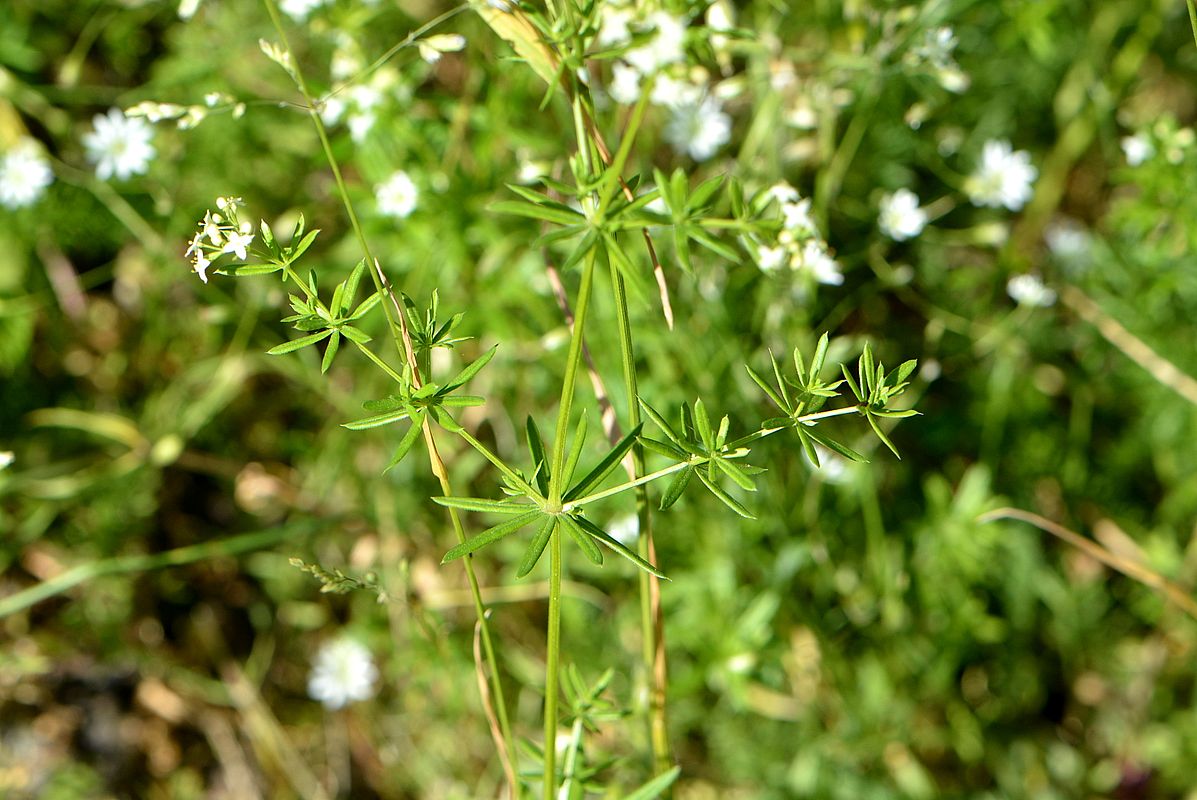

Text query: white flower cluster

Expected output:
[320,39,408,143]
[308,637,378,710]
[966,139,1036,211]
[906,26,969,93]
[1006,274,1056,307]
[599,4,732,162]
[375,170,419,219]
[878,188,927,241]
[0,138,54,210]
[83,108,156,181]
[1120,122,1194,167]
[754,183,842,286]
[184,196,256,283]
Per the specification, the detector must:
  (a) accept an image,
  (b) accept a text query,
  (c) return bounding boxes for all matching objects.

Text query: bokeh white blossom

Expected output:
[878,189,927,241]
[308,637,378,710]
[966,139,1036,211]
[0,139,53,210]
[83,108,156,181]
[376,171,419,219]
[1006,274,1056,307]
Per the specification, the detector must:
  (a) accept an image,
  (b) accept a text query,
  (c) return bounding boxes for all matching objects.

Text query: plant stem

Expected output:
[262,2,520,791]
[543,525,563,800]
[608,257,672,774]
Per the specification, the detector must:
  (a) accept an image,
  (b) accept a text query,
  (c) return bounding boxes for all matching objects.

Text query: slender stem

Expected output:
[608,257,671,774]
[546,250,599,505]
[457,428,544,501]
[558,715,585,798]
[351,340,405,384]
[563,460,694,512]
[262,2,520,790]
[543,524,563,800]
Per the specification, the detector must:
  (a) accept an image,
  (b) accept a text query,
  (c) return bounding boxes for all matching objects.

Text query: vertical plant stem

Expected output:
[609,260,671,775]
[543,525,563,800]
[262,2,520,792]
[542,249,598,798]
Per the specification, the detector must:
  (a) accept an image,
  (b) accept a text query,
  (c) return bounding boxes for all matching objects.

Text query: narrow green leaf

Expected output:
[695,470,756,519]
[432,496,536,514]
[811,332,830,378]
[516,517,556,578]
[867,412,901,459]
[625,767,682,800]
[640,436,686,460]
[330,281,347,320]
[659,465,693,510]
[559,514,603,566]
[687,174,724,211]
[440,395,485,408]
[688,227,740,262]
[714,457,756,491]
[429,405,463,433]
[267,329,332,355]
[525,416,550,494]
[693,399,713,447]
[563,423,643,501]
[562,410,588,489]
[746,363,786,412]
[348,291,381,321]
[233,264,283,276]
[490,199,584,226]
[795,425,820,466]
[383,415,425,473]
[570,514,667,579]
[805,425,868,463]
[560,228,599,271]
[441,511,542,563]
[672,225,693,274]
[442,345,497,392]
[287,228,320,263]
[841,363,864,402]
[362,396,404,413]
[340,325,371,345]
[343,408,412,430]
[344,260,367,307]
[638,398,683,446]
[320,331,341,373]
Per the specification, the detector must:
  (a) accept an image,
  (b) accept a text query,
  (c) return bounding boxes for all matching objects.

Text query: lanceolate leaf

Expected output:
[516,516,557,578]
[695,470,755,519]
[267,329,333,355]
[383,415,425,473]
[320,331,340,373]
[624,767,681,800]
[431,496,537,514]
[444,345,498,392]
[659,465,693,510]
[559,514,603,566]
[569,514,668,579]
[563,423,643,501]
[441,510,543,563]
[343,408,413,430]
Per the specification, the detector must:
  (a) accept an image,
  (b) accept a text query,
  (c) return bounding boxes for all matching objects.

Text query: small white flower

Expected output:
[1044,219,1091,262]
[1007,274,1056,307]
[597,4,636,49]
[878,188,927,241]
[608,514,639,546]
[308,637,378,710]
[0,139,53,210]
[83,108,155,181]
[795,240,843,285]
[768,182,800,204]
[650,73,705,108]
[193,250,212,283]
[0,451,13,471]
[756,244,787,272]
[1121,133,1154,166]
[280,0,326,21]
[624,12,687,75]
[609,62,643,104]
[811,444,849,483]
[376,170,419,219]
[967,139,1036,211]
[222,229,254,260]
[419,33,466,64]
[781,198,816,235]
[664,96,731,161]
[913,27,958,69]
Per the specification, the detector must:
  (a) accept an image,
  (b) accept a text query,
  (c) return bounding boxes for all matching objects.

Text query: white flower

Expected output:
[966,139,1036,211]
[781,197,816,235]
[664,96,731,161]
[609,62,643,104]
[308,637,378,710]
[1121,133,1154,166]
[0,139,53,210]
[597,4,636,49]
[913,27,958,69]
[811,445,849,483]
[222,227,254,260]
[0,451,13,470]
[768,182,800,204]
[624,11,687,75]
[878,188,927,241]
[83,109,155,181]
[756,244,787,272]
[376,170,419,218]
[795,240,843,285]
[650,74,705,108]
[418,33,467,64]
[608,514,639,546]
[1007,274,1056,307]
[1044,219,1091,262]
[280,0,326,21]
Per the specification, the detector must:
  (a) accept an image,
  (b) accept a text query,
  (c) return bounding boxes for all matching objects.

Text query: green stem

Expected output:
[352,340,406,385]
[608,257,671,774]
[457,428,544,501]
[262,2,520,790]
[543,523,563,800]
